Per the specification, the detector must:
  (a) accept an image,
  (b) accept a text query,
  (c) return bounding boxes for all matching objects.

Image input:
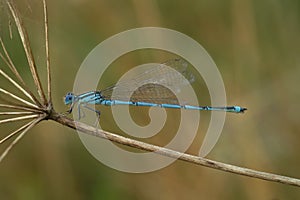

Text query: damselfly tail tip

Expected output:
[239,107,247,113]
[231,106,247,113]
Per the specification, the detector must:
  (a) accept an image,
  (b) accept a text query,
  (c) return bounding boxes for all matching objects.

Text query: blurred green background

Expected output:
[1,0,300,199]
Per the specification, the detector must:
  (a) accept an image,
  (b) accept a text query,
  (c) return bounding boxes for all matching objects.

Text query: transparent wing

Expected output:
[129,83,179,104]
[100,58,195,104]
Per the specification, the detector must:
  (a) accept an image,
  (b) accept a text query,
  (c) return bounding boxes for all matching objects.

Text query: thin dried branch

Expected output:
[0,38,24,85]
[0,103,43,112]
[0,114,39,124]
[0,111,33,115]
[6,0,47,105]
[0,38,41,107]
[0,116,43,163]
[0,119,35,144]
[0,88,38,108]
[42,0,51,105]
[49,111,300,188]
[0,69,36,104]
[8,16,13,39]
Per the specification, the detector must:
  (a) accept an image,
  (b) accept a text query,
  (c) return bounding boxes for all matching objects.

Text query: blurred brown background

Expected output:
[1,0,300,199]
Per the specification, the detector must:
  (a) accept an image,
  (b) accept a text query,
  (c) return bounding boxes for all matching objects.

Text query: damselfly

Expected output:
[64,58,247,119]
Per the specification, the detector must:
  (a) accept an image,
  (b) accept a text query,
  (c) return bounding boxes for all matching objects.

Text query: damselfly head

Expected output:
[64,92,75,105]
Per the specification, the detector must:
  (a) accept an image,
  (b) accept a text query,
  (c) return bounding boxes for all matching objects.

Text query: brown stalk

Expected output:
[6,0,47,105]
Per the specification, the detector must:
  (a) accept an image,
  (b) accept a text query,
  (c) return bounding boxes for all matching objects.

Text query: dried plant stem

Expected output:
[0,38,41,107]
[49,111,300,187]
[42,0,51,105]
[6,1,47,105]
[0,38,24,85]
[0,114,39,124]
[0,119,37,144]
[0,69,36,104]
[0,88,38,108]
[0,117,43,163]
[0,111,33,115]
[0,104,43,112]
